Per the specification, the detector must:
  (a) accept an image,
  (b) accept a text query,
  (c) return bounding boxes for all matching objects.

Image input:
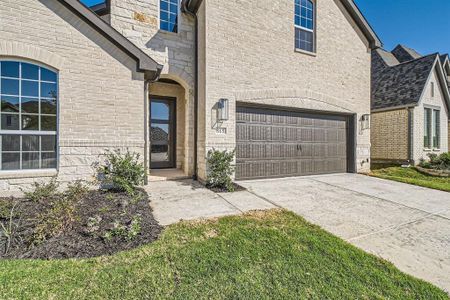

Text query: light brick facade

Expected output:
[412,68,449,163]
[0,0,376,194]
[371,109,410,161]
[196,0,372,178]
[0,0,145,194]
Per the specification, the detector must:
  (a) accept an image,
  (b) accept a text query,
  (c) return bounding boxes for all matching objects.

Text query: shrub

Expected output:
[65,180,90,200]
[95,149,145,195]
[0,202,20,255]
[421,152,450,170]
[24,178,60,203]
[206,149,236,192]
[104,216,142,241]
[436,153,450,169]
[31,181,88,245]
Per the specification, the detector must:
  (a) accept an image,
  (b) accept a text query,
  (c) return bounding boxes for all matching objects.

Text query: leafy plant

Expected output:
[65,180,90,200]
[0,202,20,255]
[86,215,102,234]
[104,215,142,241]
[31,181,88,245]
[95,149,145,195]
[420,152,450,171]
[24,177,60,203]
[206,149,236,192]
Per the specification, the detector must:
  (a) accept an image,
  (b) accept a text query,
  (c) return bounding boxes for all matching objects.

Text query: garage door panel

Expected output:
[236,106,350,180]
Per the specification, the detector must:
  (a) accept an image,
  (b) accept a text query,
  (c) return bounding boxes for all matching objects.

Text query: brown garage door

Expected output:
[236,106,351,180]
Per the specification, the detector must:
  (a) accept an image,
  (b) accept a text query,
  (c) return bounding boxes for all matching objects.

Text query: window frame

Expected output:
[294,0,316,54]
[432,109,440,149]
[424,108,432,149]
[423,107,441,150]
[158,0,181,34]
[0,59,59,172]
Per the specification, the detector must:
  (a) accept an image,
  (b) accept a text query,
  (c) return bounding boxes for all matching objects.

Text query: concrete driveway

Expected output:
[239,174,450,293]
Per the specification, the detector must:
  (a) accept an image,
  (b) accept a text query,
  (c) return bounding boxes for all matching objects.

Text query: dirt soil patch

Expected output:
[207,183,247,193]
[0,189,162,259]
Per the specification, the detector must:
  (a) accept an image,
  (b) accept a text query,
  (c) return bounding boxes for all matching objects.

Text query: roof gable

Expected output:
[182,0,382,49]
[372,54,437,110]
[372,53,450,113]
[391,45,422,63]
[57,0,162,79]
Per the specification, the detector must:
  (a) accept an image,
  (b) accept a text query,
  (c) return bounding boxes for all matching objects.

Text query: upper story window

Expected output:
[160,0,179,33]
[295,0,315,53]
[0,61,58,171]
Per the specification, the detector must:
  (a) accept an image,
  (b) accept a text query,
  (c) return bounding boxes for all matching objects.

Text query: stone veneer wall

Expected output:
[108,0,197,176]
[371,109,410,162]
[0,0,145,195]
[197,0,373,179]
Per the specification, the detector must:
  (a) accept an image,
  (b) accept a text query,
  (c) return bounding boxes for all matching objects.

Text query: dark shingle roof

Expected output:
[372,53,438,110]
[391,45,422,63]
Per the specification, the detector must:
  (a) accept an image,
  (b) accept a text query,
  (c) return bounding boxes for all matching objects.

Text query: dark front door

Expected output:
[150,97,176,169]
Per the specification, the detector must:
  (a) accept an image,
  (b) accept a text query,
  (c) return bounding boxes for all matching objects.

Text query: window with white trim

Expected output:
[159,0,179,33]
[433,109,440,149]
[0,61,57,171]
[424,107,440,149]
[295,0,315,53]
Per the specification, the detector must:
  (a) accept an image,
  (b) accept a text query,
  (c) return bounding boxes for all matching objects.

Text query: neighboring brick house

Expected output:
[0,0,381,194]
[371,45,450,164]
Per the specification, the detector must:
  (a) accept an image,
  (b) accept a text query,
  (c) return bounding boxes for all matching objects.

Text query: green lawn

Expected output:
[371,167,450,192]
[0,210,447,300]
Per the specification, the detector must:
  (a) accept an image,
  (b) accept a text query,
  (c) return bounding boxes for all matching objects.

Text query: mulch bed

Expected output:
[0,189,162,259]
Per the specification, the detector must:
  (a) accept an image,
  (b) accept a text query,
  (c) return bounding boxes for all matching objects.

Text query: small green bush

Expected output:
[206,149,236,192]
[32,181,89,245]
[24,178,60,203]
[95,149,145,195]
[421,152,450,170]
[104,216,142,241]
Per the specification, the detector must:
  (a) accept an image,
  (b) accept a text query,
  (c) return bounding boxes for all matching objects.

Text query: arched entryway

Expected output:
[148,76,195,179]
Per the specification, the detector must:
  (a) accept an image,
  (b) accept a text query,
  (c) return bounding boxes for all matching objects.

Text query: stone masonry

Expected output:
[196,0,373,179]
[1,0,377,193]
[0,0,146,194]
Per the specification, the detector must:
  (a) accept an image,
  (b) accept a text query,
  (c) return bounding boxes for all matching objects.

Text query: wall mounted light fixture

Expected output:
[361,114,370,130]
[217,98,229,121]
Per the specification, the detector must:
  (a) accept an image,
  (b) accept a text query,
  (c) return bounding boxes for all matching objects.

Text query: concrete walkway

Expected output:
[145,179,275,226]
[146,174,450,292]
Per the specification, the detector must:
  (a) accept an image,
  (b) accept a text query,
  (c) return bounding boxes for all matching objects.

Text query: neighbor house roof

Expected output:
[391,45,422,63]
[372,45,450,112]
[57,0,162,79]
[182,0,382,49]
[372,53,437,110]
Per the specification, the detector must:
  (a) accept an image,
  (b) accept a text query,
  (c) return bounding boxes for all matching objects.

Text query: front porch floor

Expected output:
[148,169,190,182]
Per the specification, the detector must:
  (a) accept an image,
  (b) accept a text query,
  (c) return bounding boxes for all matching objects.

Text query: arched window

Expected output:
[295,0,315,53]
[0,60,57,171]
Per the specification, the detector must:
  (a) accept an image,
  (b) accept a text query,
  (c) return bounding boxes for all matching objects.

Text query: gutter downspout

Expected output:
[144,70,162,185]
[182,1,199,180]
